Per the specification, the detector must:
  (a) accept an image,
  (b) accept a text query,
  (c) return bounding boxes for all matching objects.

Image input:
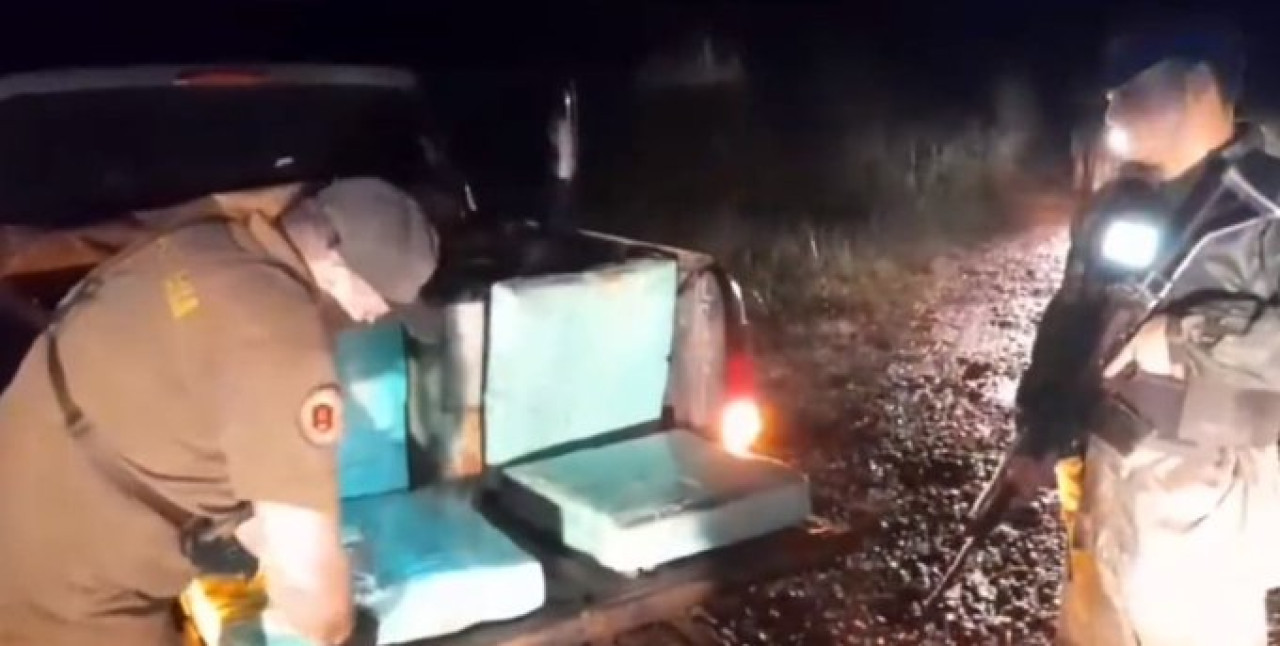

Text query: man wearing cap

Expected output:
[0,177,439,646]
[1007,15,1280,646]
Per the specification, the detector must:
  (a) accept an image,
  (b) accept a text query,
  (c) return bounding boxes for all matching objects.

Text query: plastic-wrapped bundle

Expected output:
[334,320,410,500]
[182,487,546,645]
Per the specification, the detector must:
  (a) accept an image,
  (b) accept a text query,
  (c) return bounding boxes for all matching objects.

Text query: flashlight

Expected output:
[1100,217,1161,270]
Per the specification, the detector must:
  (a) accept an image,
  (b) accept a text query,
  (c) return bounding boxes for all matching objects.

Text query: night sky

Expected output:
[4,2,1272,90]
[2,0,1278,214]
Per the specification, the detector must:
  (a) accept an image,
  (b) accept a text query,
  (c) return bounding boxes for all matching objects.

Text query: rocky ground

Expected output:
[692,225,1072,645]
[678,221,1280,645]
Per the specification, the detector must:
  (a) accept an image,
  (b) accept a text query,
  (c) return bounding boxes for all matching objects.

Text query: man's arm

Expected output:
[254,502,353,644]
[197,260,354,644]
[233,504,353,644]
[1014,219,1109,459]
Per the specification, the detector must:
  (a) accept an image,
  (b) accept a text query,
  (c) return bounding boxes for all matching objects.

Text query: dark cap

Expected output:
[1103,14,1245,99]
[307,177,440,336]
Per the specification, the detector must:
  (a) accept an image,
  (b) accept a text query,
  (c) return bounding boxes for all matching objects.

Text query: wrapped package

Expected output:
[181,487,546,645]
[500,430,810,575]
[484,257,678,465]
[334,320,410,499]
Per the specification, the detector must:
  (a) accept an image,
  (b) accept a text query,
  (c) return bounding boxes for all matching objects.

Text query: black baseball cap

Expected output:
[1102,14,1245,99]
[304,177,441,337]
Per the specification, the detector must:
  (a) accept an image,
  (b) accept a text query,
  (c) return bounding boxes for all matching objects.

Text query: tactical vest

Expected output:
[1093,130,1280,451]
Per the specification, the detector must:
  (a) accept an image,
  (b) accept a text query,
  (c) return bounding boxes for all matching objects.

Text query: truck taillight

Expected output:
[721,353,762,456]
[721,397,763,457]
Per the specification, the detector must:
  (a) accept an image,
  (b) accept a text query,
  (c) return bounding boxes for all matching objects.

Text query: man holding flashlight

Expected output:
[1010,15,1280,646]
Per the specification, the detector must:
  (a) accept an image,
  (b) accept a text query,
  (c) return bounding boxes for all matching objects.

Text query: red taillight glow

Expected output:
[721,352,762,456]
[726,353,756,395]
[720,397,763,457]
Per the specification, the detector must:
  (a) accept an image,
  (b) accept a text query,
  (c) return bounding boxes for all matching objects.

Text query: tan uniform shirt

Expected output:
[0,212,342,646]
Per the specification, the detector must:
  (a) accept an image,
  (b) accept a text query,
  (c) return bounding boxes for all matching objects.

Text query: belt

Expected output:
[1090,384,1280,454]
[1089,398,1149,455]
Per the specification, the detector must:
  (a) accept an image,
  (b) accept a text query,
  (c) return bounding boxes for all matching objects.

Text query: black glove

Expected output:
[181,517,259,580]
[340,606,380,646]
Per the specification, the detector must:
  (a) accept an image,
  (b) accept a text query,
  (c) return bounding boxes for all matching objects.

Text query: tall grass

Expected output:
[580,76,1063,331]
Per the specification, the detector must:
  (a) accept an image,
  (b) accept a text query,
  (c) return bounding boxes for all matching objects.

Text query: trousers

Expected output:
[1057,434,1280,646]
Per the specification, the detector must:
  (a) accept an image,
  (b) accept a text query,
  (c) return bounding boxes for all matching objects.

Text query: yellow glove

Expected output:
[1055,456,1085,536]
[180,572,270,645]
[1055,454,1126,643]
[1056,454,1105,613]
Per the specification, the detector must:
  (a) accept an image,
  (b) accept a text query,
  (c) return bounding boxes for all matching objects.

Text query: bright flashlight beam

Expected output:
[1101,219,1160,269]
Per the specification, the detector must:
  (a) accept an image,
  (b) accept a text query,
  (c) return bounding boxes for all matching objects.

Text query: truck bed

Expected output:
[414,496,865,646]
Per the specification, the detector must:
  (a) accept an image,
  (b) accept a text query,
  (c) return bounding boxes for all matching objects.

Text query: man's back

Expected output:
[0,218,339,645]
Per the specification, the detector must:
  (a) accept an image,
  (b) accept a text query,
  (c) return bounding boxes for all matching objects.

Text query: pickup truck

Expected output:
[0,64,839,646]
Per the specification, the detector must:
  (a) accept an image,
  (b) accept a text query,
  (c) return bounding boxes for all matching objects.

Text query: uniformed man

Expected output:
[1008,16,1280,646]
[0,177,439,646]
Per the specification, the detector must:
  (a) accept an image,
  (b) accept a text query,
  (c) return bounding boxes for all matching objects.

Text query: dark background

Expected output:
[1,1,1277,221]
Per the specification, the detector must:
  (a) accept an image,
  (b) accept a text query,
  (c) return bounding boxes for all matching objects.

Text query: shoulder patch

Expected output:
[298,385,344,447]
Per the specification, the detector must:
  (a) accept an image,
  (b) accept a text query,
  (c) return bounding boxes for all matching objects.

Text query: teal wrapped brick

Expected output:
[483,258,679,466]
[334,319,410,499]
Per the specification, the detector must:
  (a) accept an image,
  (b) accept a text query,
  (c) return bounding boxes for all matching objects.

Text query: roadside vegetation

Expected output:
[579,67,1076,363]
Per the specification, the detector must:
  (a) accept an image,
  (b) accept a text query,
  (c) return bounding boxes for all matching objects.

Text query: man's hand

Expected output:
[233,513,263,557]
[340,606,381,646]
[255,501,354,645]
[1004,453,1058,503]
[1103,314,1184,380]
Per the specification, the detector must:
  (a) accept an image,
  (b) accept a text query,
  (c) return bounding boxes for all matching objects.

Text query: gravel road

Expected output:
[697,226,1074,645]
[680,223,1280,645]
